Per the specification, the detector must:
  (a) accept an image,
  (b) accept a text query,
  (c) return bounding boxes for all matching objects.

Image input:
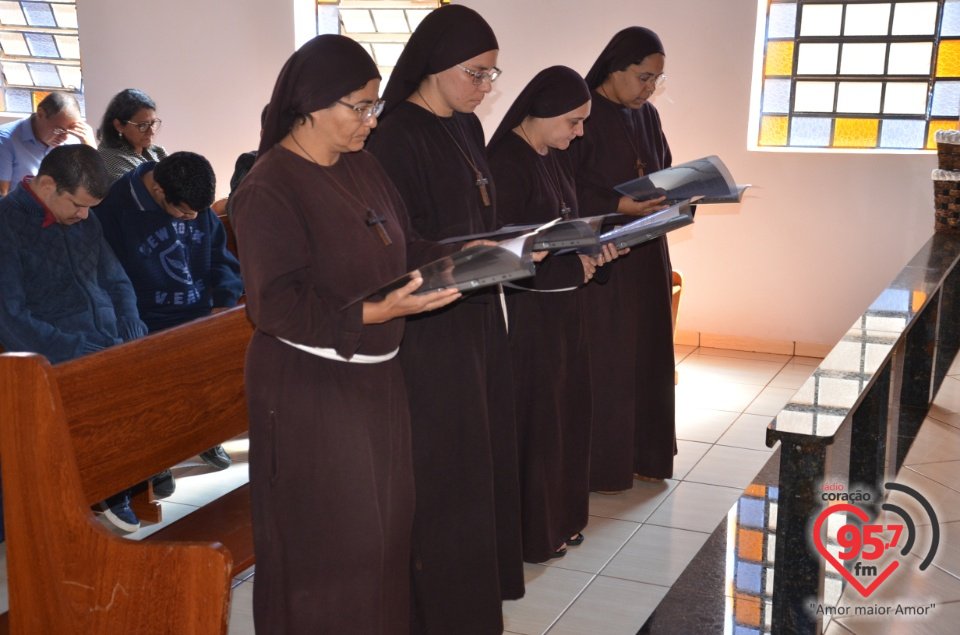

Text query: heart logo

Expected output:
[813,503,899,597]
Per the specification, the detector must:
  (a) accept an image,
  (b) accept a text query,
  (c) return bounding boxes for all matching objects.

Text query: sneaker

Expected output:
[151,469,176,499]
[199,445,232,471]
[99,491,140,533]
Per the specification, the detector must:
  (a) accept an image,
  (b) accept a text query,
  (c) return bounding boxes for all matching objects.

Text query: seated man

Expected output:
[0,91,98,196]
[93,151,242,471]
[0,145,150,534]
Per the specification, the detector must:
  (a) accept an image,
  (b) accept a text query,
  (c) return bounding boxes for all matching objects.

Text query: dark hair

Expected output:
[260,103,270,129]
[153,151,216,212]
[97,89,158,148]
[36,145,111,200]
[37,91,79,117]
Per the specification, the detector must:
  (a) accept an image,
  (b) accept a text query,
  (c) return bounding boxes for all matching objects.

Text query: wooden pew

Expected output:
[0,306,254,634]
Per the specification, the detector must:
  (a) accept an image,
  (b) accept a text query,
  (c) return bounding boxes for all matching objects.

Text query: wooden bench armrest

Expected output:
[146,484,255,578]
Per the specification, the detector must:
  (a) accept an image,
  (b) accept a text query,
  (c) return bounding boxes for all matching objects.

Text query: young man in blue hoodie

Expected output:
[93,151,242,471]
[0,145,149,534]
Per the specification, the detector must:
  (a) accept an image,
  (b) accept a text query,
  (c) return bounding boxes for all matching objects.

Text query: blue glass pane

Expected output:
[736,561,763,593]
[932,81,960,116]
[790,117,832,146]
[75,91,84,117]
[768,487,778,500]
[24,33,58,58]
[768,3,798,39]
[735,628,761,635]
[870,288,910,311]
[27,63,60,87]
[317,5,339,35]
[4,88,32,112]
[880,120,926,148]
[944,0,960,37]
[762,79,791,113]
[739,497,766,528]
[21,2,56,27]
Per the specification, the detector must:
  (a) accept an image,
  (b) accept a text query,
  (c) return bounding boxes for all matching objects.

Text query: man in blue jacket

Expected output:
[93,151,242,471]
[0,145,149,534]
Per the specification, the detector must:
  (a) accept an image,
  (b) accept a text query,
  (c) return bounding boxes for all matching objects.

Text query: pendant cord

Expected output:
[518,124,570,219]
[597,85,645,176]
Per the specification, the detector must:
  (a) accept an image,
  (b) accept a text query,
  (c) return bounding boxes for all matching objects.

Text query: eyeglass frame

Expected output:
[336,99,386,123]
[629,70,666,87]
[455,64,502,86]
[123,119,163,133]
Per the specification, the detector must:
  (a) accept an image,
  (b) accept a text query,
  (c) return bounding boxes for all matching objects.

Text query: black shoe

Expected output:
[199,445,232,471]
[151,469,176,499]
[550,547,567,559]
[566,533,585,547]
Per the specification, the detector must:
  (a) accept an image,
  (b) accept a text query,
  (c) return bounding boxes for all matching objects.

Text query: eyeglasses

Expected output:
[52,127,69,136]
[124,119,162,133]
[632,72,666,87]
[336,99,386,123]
[456,64,502,85]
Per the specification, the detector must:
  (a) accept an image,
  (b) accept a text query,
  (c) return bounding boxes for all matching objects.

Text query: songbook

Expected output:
[614,156,749,205]
[346,232,537,307]
[439,216,604,252]
[598,200,694,250]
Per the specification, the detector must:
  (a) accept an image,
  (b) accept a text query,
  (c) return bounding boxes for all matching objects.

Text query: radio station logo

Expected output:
[814,482,940,598]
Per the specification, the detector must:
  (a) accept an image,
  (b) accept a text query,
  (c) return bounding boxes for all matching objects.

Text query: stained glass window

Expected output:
[726,485,778,635]
[756,1,960,150]
[317,1,447,87]
[0,1,82,114]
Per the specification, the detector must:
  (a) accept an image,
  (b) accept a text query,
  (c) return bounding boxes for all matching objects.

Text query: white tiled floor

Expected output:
[0,345,814,633]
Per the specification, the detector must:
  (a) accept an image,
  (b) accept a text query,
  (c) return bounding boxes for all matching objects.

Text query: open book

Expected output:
[614,156,749,205]
[439,216,604,252]
[346,232,537,307]
[598,200,694,250]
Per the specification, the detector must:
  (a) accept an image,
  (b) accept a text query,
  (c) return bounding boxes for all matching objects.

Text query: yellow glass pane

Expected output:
[912,291,927,313]
[735,594,762,626]
[765,41,795,76]
[738,528,764,562]
[833,118,879,147]
[936,40,960,77]
[31,90,51,111]
[927,120,958,148]
[744,484,765,498]
[759,116,789,146]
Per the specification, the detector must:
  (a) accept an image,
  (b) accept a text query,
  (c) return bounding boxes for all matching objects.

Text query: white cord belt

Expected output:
[277,337,398,364]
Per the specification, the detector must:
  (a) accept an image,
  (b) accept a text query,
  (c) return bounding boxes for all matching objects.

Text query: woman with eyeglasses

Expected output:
[231,35,460,633]
[96,88,166,181]
[571,27,677,492]
[366,5,524,634]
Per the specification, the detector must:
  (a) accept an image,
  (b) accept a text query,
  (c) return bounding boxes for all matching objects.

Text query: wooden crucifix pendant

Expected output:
[474,171,491,207]
[365,209,392,246]
[635,158,645,177]
[559,205,572,220]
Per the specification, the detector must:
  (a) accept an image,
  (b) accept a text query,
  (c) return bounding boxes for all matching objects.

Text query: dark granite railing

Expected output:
[765,233,960,634]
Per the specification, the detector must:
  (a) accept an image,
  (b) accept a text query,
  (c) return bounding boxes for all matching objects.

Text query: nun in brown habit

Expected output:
[569,27,678,490]
[232,34,459,634]
[366,5,525,635]
[487,66,623,563]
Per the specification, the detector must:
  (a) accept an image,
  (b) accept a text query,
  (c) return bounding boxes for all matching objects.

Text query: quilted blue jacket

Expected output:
[0,182,147,363]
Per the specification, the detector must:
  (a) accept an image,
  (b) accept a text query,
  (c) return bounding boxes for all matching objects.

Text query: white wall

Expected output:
[76,0,302,200]
[75,0,939,346]
[462,0,937,346]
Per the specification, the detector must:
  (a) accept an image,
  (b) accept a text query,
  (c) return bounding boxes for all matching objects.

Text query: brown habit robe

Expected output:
[488,130,593,563]
[233,147,447,634]
[367,101,525,635]
[571,91,678,489]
